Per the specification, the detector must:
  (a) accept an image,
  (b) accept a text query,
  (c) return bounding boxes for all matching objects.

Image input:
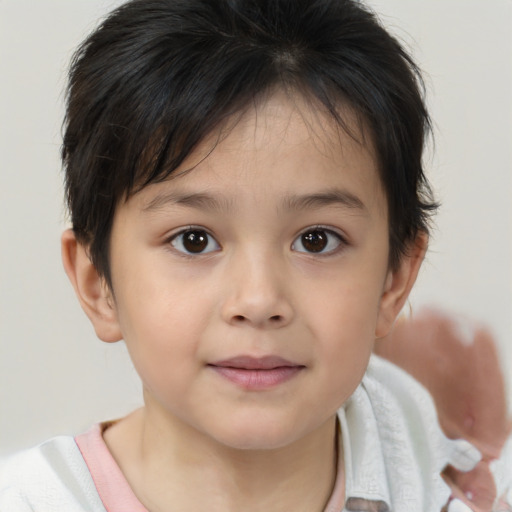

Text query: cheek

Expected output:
[318,305,374,382]
[113,280,211,385]
[303,271,384,340]
[115,257,211,336]
[301,271,383,387]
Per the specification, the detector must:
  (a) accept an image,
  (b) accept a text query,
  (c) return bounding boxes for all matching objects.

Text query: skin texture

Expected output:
[62,92,425,512]
[375,307,512,511]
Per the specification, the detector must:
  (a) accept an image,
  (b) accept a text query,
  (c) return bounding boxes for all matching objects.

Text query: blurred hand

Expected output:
[374,307,512,511]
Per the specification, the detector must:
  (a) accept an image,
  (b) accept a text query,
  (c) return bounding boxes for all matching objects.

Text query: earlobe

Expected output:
[61,229,122,343]
[375,233,428,339]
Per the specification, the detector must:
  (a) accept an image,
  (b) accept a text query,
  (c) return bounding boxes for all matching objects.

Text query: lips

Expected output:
[211,355,300,370]
[208,356,305,390]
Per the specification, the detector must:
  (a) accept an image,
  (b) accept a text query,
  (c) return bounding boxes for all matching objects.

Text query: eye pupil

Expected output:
[301,230,327,252]
[183,230,208,253]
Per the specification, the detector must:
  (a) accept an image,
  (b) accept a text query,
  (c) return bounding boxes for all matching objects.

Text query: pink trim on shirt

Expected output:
[75,423,148,512]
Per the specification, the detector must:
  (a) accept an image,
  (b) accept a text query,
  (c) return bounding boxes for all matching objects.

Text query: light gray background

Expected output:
[1,0,511,456]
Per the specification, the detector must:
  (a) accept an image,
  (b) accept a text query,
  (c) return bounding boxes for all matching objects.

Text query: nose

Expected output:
[220,250,294,329]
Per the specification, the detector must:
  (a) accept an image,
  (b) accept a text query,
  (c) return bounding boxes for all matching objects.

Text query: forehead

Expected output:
[130,91,385,216]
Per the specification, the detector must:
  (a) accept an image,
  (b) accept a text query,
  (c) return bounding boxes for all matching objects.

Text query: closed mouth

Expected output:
[208,355,305,389]
[209,355,303,370]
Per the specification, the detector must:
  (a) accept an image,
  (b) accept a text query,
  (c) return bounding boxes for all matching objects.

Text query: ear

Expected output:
[375,233,428,339]
[61,229,122,343]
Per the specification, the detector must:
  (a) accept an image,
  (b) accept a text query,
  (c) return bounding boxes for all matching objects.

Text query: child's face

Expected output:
[100,93,416,450]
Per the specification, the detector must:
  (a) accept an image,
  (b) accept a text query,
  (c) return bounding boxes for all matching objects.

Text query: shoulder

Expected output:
[362,354,449,441]
[0,435,106,512]
[364,355,481,470]
[340,355,481,512]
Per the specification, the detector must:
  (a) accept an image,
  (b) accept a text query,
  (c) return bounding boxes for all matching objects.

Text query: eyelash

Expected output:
[168,227,220,256]
[167,226,347,257]
[291,226,347,256]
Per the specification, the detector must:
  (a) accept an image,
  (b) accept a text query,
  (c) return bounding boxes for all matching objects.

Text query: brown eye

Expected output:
[293,228,343,254]
[171,229,220,254]
[301,230,328,252]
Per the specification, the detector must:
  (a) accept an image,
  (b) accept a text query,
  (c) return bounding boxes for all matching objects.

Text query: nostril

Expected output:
[231,314,283,324]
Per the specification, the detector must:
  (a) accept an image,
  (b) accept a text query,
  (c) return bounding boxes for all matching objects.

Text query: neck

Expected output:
[104,406,341,512]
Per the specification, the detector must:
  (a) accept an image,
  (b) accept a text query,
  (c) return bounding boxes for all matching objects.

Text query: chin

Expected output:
[207,417,308,452]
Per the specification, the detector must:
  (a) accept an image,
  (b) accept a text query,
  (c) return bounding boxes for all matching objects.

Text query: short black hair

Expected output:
[63,0,437,287]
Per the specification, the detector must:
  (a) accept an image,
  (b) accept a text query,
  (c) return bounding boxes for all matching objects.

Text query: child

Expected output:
[0,0,510,510]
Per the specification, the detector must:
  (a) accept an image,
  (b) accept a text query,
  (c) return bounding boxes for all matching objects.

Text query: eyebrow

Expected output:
[142,188,366,214]
[143,191,235,213]
[282,189,366,213]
